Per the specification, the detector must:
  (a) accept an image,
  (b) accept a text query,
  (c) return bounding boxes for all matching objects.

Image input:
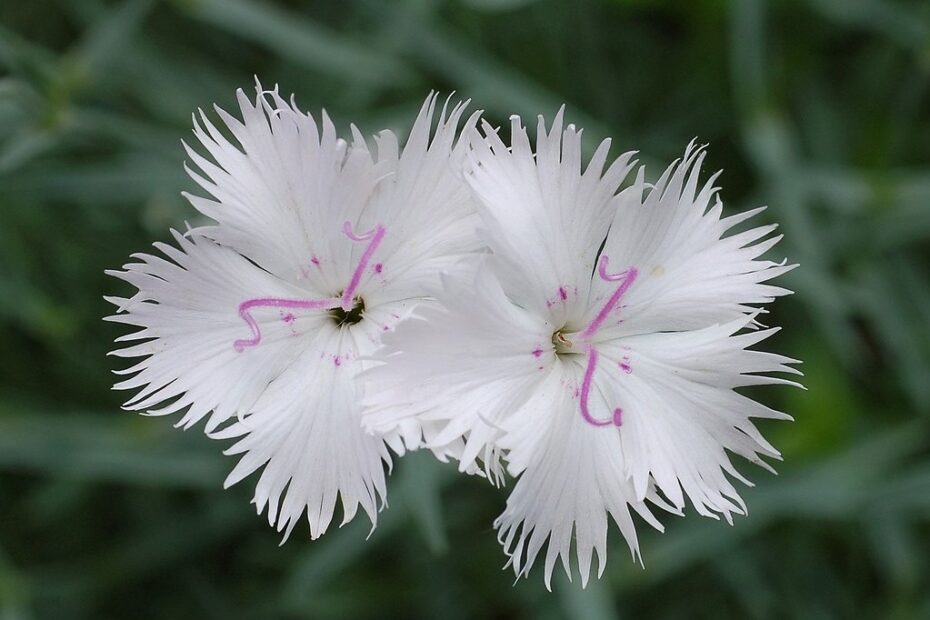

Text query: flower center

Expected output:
[552,329,575,355]
[329,296,365,326]
[575,255,638,428]
[232,221,386,351]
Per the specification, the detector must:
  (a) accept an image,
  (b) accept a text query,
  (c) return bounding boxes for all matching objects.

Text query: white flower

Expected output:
[364,111,800,587]
[106,85,481,539]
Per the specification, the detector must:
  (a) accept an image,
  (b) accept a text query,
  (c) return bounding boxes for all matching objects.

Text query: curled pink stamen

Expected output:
[579,345,617,427]
[342,221,379,242]
[597,255,630,282]
[341,221,386,311]
[234,297,339,352]
[576,254,638,428]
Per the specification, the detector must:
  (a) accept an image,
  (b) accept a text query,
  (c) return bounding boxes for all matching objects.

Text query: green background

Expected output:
[2,0,929,618]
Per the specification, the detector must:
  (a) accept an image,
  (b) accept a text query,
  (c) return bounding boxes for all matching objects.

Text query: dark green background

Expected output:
[2,0,929,618]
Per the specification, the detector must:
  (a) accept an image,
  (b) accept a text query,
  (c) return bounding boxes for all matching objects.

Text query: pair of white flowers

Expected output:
[107,85,798,588]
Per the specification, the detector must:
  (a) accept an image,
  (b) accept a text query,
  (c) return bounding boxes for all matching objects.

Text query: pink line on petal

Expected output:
[341,221,386,311]
[234,297,339,352]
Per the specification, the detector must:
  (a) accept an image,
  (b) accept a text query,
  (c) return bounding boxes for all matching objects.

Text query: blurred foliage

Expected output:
[1,0,929,618]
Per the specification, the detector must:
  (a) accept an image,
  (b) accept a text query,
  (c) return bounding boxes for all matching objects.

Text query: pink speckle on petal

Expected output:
[613,408,623,425]
[281,312,295,324]
[559,286,568,301]
[532,347,544,358]
[310,256,321,267]
[382,325,390,331]
[333,355,342,367]
[374,263,383,273]
[619,358,632,374]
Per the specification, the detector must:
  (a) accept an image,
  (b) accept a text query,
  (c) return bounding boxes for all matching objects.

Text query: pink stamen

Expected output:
[576,254,638,428]
[579,346,616,427]
[234,221,388,352]
[234,297,340,352]
[581,258,638,339]
[341,221,386,311]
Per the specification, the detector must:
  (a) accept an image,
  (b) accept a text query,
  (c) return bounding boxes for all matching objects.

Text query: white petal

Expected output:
[465,110,636,322]
[494,365,664,590]
[362,94,484,307]
[212,323,389,539]
[363,262,552,476]
[184,84,378,286]
[591,143,793,336]
[106,231,327,432]
[597,315,799,520]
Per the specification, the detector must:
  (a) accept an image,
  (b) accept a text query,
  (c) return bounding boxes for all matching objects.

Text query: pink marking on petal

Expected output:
[333,355,342,367]
[374,263,383,274]
[558,286,568,300]
[532,347,544,358]
[281,312,296,324]
[310,256,321,267]
[341,222,386,311]
[234,297,339,352]
[619,358,632,374]
[581,257,638,339]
